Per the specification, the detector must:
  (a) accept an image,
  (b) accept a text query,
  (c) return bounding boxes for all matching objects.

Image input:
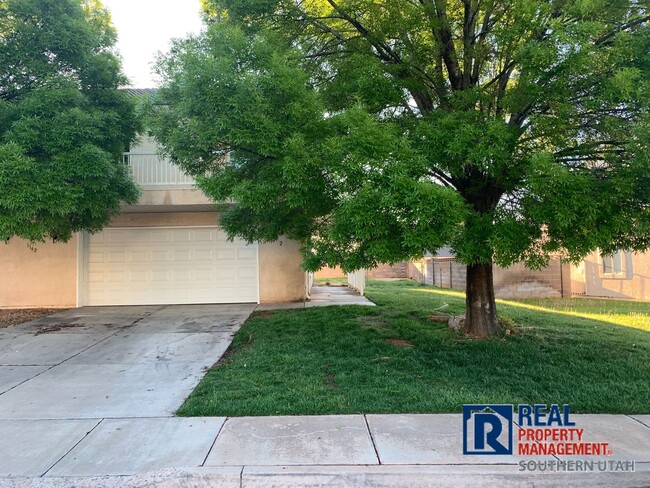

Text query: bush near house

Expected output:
[177,280,650,417]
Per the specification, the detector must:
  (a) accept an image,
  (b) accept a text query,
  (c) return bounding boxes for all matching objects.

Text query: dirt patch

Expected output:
[213,333,254,368]
[324,372,338,389]
[0,308,66,329]
[255,310,275,318]
[385,338,414,348]
[34,324,82,335]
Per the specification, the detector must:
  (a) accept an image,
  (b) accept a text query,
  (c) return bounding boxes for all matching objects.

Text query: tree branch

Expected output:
[432,0,463,90]
[595,15,650,46]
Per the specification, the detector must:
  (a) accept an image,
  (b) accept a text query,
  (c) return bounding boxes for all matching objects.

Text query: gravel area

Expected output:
[0,308,66,328]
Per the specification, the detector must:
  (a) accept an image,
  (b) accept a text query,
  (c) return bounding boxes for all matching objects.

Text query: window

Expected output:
[601,250,628,276]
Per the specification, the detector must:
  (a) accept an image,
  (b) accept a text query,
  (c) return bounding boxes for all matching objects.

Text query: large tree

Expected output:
[0,0,139,243]
[151,0,650,336]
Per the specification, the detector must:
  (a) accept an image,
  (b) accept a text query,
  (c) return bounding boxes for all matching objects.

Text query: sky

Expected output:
[102,0,204,88]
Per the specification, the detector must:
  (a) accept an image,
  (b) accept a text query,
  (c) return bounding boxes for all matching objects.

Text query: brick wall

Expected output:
[408,257,572,298]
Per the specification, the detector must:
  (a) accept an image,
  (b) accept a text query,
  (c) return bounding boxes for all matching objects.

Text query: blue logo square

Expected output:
[463,404,513,455]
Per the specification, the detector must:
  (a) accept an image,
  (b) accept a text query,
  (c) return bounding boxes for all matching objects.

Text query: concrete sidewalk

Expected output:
[2,413,649,487]
[255,285,375,310]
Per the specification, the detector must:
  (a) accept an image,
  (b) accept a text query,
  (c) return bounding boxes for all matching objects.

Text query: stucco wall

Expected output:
[0,236,78,308]
[132,189,213,207]
[259,238,306,303]
[109,212,220,227]
[581,251,650,300]
[131,134,158,153]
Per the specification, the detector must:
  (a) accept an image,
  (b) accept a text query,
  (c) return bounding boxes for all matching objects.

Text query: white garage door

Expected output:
[83,227,258,306]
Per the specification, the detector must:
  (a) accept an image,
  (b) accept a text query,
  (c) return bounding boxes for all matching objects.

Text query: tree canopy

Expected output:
[151,0,650,335]
[0,0,139,242]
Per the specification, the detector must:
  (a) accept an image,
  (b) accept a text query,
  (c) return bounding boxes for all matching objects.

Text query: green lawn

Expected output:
[177,280,650,417]
[313,277,348,285]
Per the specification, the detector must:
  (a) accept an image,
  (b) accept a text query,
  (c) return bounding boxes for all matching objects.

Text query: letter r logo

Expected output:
[463,405,513,455]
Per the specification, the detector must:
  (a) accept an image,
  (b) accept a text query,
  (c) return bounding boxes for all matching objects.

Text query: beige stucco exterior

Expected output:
[110,212,220,228]
[129,188,213,207]
[259,238,305,303]
[575,251,650,301]
[0,211,306,308]
[0,236,78,308]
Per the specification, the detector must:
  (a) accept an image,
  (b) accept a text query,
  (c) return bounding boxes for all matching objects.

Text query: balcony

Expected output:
[124,152,196,189]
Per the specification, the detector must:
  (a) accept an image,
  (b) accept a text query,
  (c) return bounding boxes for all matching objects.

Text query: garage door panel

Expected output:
[214,267,237,280]
[194,249,214,261]
[171,229,192,242]
[172,250,192,262]
[194,269,213,281]
[129,251,148,262]
[238,248,256,260]
[151,251,170,262]
[108,251,127,263]
[129,270,148,282]
[217,249,235,260]
[194,229,215,241]
[151,269,171,282]
[238,267,257,279]
[85,227,258,306]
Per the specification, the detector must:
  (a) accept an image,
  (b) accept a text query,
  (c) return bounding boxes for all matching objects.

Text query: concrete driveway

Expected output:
[0,304,254,419]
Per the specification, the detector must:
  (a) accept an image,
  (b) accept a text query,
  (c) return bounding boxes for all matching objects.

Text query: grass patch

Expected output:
[177,280,650,416]
[314,277,348,286]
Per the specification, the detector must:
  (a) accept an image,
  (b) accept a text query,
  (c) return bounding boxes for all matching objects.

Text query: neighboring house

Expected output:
[571,250,650,301]
[408,250,650,301]
[0,95,305,308]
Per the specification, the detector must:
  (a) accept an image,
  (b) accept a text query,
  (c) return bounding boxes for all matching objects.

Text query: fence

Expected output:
[408,257,572,298]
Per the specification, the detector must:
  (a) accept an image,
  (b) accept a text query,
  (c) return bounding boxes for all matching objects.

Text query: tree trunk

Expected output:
[464,262,500,337]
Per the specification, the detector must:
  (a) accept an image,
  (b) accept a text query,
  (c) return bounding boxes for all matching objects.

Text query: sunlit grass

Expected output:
[413,286,650,331]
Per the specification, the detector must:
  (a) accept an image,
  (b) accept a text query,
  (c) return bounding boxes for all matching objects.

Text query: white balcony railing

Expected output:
[124,152,196,188]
